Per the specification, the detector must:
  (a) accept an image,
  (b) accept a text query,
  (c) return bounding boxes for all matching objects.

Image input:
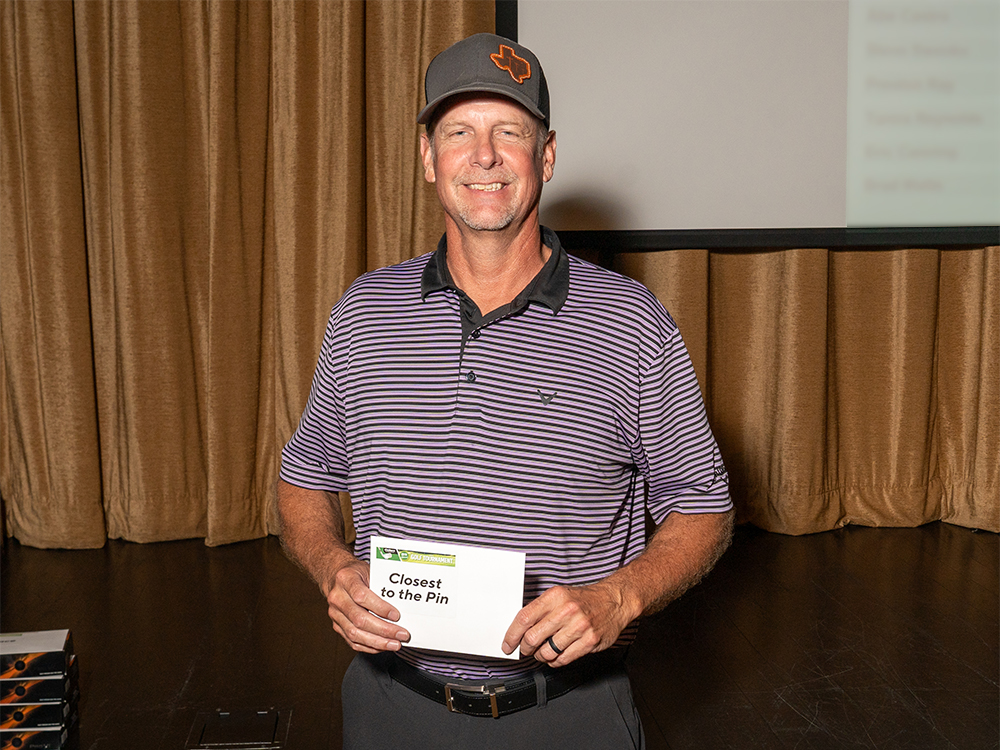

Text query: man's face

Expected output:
[420,95,555,234]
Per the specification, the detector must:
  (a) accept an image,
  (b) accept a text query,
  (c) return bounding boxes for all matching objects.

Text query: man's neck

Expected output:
[444,219,551,316]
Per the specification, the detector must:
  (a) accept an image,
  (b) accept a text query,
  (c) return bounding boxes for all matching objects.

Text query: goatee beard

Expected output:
[457,205,517,231]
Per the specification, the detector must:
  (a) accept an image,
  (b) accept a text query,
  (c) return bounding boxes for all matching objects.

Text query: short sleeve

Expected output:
[279,310,350,492]
[635,328,732,523]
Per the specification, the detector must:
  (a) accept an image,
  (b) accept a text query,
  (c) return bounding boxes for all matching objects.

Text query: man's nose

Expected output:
[471,134,500,170]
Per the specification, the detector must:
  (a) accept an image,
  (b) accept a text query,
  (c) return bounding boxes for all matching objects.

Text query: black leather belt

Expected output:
[386,650,625,719]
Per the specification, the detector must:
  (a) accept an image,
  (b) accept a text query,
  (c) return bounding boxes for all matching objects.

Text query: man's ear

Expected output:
[542,130,556,183]
[419,133,436,183]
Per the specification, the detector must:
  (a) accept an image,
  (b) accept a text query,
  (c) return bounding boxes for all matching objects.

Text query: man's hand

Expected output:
[501,580,637,667]
[276,480,411,653]
[502,509,735,667]
[324,557,411,654]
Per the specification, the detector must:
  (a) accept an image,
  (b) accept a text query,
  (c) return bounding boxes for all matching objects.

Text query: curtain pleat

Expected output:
[0,0,105,548]
[936,248,999,530]
[204,1,273,544]
[1,0,996,548]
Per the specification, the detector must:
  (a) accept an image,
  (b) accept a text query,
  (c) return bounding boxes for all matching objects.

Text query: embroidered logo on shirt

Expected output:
[491,45,531,84]
[536,389,556,405]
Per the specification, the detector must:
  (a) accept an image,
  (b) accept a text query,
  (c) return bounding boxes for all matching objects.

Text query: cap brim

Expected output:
[417,85,547,127]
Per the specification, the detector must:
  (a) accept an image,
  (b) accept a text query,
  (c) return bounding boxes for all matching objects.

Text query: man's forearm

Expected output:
[277,479,410,651]
[607,508,735,623]
[276,479,357,595]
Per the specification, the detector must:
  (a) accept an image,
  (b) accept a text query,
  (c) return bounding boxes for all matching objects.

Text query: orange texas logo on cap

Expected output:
[491,44,531,84]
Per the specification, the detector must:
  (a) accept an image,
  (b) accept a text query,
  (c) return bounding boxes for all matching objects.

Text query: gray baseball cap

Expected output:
[418,33,550,129]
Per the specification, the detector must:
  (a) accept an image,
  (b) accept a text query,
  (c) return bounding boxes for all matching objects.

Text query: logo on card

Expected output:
[376,547,456,567]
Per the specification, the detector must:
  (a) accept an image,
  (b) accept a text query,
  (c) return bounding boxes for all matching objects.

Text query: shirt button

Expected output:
[466,371,476,382]
[471,330,481,339]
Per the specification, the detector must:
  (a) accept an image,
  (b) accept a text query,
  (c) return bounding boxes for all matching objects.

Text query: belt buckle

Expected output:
[444,683,507,719]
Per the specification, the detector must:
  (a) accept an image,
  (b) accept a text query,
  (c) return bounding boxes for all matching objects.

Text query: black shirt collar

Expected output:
[420,226,569,314]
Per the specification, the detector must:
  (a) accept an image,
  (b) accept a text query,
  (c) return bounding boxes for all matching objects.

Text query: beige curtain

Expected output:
[0,0,494,548]
[618,247,999,535]
[1,1,997,550]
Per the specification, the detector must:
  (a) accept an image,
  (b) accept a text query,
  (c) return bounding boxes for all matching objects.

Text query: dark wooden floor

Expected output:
[2,522,996,749]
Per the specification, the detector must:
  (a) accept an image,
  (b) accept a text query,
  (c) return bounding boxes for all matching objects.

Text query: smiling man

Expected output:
[277,33,734,748]
[424,93,551,231]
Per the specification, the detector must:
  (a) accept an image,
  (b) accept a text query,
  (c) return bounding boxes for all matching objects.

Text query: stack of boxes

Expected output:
[1,630,79,750]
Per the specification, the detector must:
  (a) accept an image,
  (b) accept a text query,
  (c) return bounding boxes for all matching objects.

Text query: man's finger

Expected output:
[329,596,410,649]
[501,588,567,655]
[349,579,402,623]
[327,564,411,650]
[503,583,628,664]
[539,632,586,666]
[501,596,545,655]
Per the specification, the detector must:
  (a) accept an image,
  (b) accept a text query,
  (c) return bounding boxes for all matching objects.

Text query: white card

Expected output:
[368,536,526,659]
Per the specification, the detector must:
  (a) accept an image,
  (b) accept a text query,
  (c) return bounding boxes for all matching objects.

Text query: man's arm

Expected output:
[502,508,734,666]
[276,479,410,653]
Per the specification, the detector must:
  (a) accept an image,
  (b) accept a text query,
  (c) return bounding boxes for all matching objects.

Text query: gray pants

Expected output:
[342,652,645,749]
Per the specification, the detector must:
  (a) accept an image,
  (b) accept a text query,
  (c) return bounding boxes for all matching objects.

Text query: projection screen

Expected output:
[509,0,999,246]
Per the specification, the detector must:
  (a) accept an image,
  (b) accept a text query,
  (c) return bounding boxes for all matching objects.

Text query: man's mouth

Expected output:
[465,182,505,192]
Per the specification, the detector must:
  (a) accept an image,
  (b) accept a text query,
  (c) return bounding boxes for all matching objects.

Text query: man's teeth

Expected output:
[467,183,504,192]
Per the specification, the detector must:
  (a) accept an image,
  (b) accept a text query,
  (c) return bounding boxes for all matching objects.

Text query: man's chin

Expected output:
[457,211,516,233]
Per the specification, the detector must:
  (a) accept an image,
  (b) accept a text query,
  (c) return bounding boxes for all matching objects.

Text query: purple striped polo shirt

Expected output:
[280,227,732,680]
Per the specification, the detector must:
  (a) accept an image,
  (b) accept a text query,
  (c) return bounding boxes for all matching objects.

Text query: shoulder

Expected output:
[315,254,434,353]
[331,253,431,317]
[564,254,678,340]
[344,253,431,298]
